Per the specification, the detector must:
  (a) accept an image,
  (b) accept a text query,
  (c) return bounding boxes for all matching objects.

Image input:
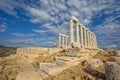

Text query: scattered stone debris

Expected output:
[83,58,103,68]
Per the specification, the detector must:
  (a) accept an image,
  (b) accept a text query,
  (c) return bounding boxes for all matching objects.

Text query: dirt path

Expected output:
[15,57,42,80]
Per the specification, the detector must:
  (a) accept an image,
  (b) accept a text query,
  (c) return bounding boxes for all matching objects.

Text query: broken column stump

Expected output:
[105,62,120,80]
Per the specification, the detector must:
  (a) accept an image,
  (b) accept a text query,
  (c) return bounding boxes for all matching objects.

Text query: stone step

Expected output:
[16,71,43,80]
[39,62,67,75]
[37,69,49,79]
[55,56,79,66]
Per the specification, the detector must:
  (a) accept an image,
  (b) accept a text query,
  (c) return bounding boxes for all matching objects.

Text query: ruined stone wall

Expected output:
[16,47,63,63]
[16,47,48,55]
[48,48,63,55]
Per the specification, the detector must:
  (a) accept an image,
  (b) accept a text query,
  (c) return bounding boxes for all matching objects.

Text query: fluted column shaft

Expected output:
[58,34,60,46]
[70,19,73,44]
[76,22,79,42]
[84,29,87,46]
[62,36,64,46]
[65,37,67,46]
[80,26,83,46]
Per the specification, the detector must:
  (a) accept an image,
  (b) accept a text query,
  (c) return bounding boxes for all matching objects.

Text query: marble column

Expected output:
[92,34,94,48]
[94,34,97,48]
[89,32,91,48]
[70,19,73,44]
[84,28,87,46]
[94,35,96,48]
[88,31,90,47]
[86,30,88,47]
[65,37,67,46]
[58,34,60,46]
[80,25,83,46]
[90,33,93,48]
[95,35,97,48]
[76,22,79,42]
[62,36,64,46]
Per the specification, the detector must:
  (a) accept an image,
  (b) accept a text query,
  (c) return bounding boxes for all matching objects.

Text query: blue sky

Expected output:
[0,0,120,49]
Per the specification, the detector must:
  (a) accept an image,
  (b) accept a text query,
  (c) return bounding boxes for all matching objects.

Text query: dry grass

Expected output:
[0,58,20,80]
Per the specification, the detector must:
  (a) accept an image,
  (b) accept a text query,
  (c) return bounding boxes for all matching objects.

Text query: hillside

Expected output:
[0,45,16,57]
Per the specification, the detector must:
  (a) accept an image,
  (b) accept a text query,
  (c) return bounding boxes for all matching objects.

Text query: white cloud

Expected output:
[27,7,51,24]
[32,29,47,35]
[12,32,36,37]
[6,38,37,47]
[0,0,119,48]
[0,24,7,32]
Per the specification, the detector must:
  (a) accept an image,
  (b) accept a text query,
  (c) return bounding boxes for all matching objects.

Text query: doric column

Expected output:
[92,33,94,48]
[58,34,60,46]
[89,32,91,47]
[62,36,64,46]
[70,19,73,44]
[94,35,96,48]
[88,31,90,47]
[80,25,83,46]
[86,30,88,47]
[65,37,67,46]
[84,28,87,46]
[76,22,79,42]
[90,33,93,48]
[94,34,97,48]
[95,35,97,48]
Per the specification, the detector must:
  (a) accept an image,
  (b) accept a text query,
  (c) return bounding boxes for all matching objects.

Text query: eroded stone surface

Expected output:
[16,57,42,80]
[114,50,120,57]
[83,58,103,68]
[105,62,120,80]
[55,56,79,66]
[39,62,67,75]
[109,56,120,62]
[16,71,42,80]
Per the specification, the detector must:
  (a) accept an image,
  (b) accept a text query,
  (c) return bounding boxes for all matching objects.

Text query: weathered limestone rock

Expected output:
[55,56,79,66]
[16,71,42,80]
[109,56,120,62]
[105,62,120,80]
[39,62,67,75]
[113,50,120,57]
[66,48,81,57]
[100,50,108,55]
[16,47,63,63]
[72,42,80,48]
[83,58,103,68]
[0,65,2,70]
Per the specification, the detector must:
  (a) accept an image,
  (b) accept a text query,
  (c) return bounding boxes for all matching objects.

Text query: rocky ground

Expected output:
[0,57,20,80]
[0,47,119,80]
[43,53,110,80]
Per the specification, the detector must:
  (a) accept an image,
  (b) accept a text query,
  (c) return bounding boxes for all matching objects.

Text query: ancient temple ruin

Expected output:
[16,16,101,80]
[58,16,98,49]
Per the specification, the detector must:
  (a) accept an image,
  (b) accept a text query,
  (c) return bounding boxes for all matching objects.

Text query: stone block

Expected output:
[55,56,79,66]
[16,71,42,80]
[83,58,103,68]
[39,62,67,75]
